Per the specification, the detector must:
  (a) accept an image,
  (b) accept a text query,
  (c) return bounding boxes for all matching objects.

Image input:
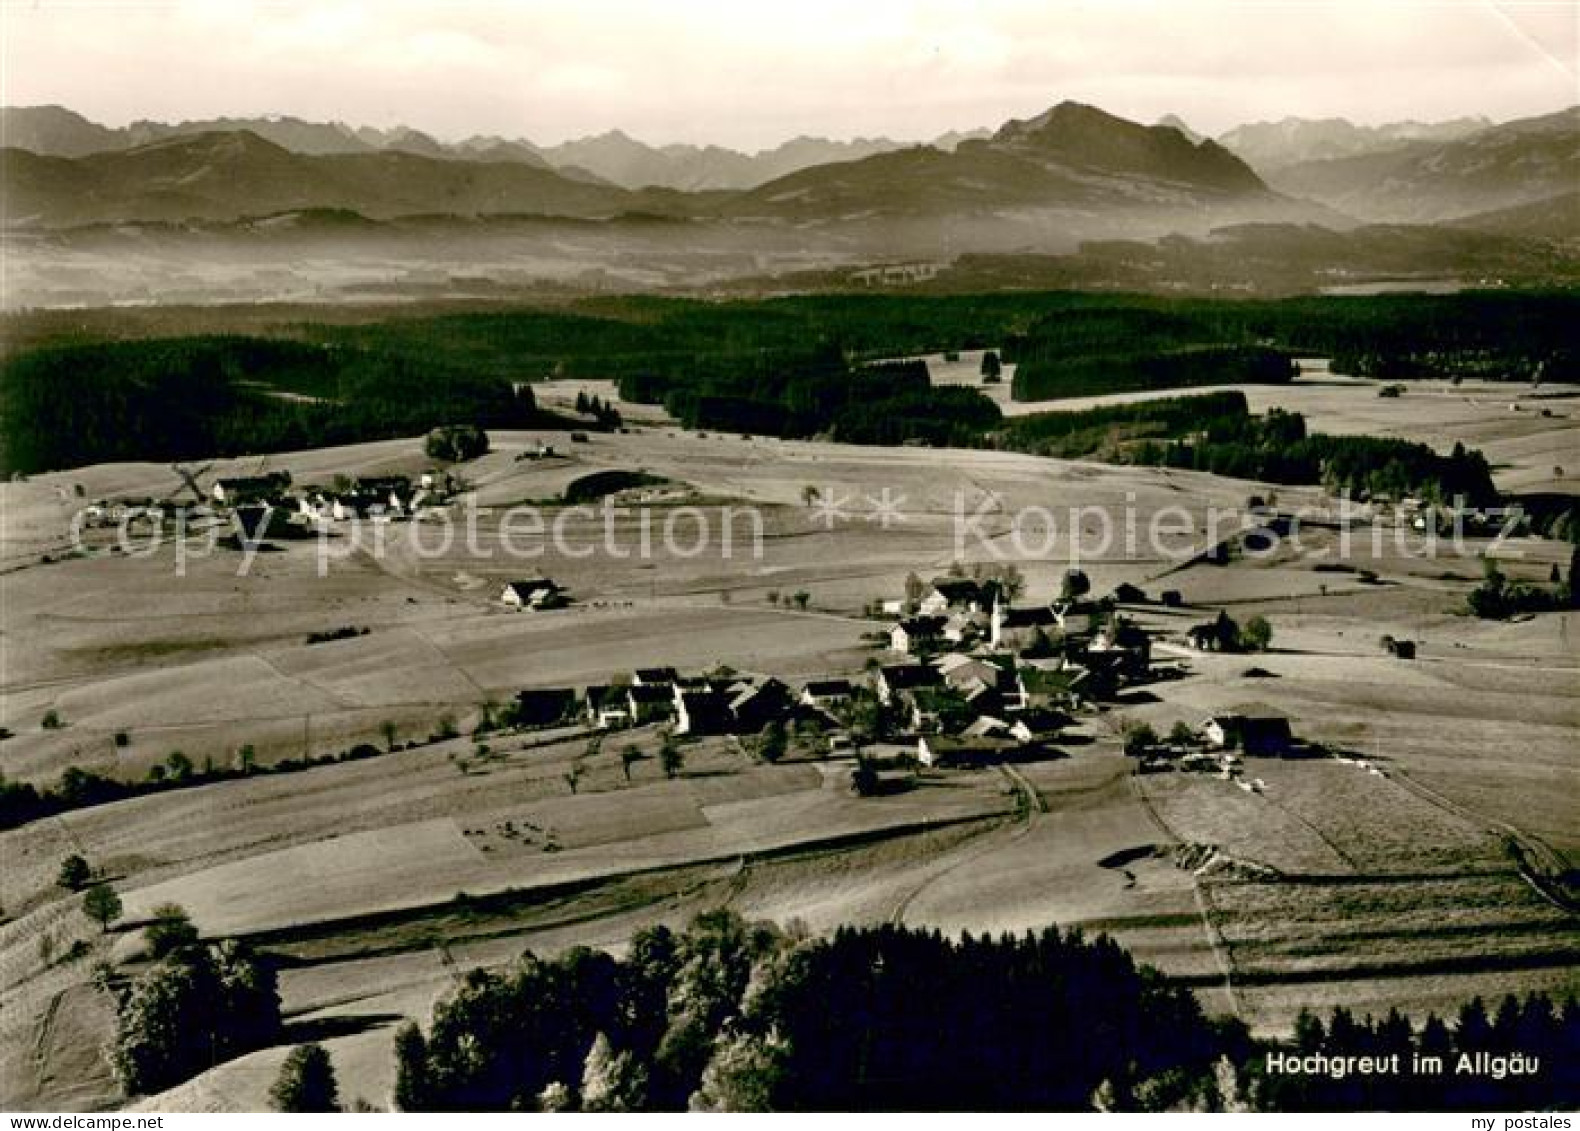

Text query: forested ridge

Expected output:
[0,336,538,475]
[5,289,1573,476]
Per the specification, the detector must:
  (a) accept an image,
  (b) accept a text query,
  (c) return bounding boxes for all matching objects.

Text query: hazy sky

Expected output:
[2,0,1575,148]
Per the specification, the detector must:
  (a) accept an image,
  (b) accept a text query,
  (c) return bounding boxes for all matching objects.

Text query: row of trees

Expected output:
[1001,392,1500,506]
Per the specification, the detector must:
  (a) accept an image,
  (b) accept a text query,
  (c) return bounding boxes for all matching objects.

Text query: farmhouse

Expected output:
[500,578,567,610]
[513,687,577,727]
[586,686,633,729]
[1088,617,1151,673]
[918,577,999,616]
[916,733,1020,768]
[211,472,292,506]
[891,615,947,656]
[875,662,943,705]
[801,679,854,710]
[990,602,1061,648]
[627,683,676,724]
[943,610,989,645]
[1203,705,1293,756]
[1186,613,1238,652]
[633,667,680,687]
[726,676,795,732]
[673,686,735,736]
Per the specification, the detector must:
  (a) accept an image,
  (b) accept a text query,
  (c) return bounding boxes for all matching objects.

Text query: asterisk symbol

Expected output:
[810,489,853,530]
[864,488,908,529]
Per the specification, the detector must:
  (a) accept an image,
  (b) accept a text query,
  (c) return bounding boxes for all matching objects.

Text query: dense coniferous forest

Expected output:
[0,337,537,475]
[1011,344,1297,401]
[381,910,1578,1112]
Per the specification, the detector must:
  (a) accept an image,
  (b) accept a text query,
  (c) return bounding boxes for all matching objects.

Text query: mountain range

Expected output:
[0,105,975,192]
[2,99,1574,307]
[5,103,1573,223]
[1217,115,1491,171]
[2,101,1299,231]
[1261,106,1580,223]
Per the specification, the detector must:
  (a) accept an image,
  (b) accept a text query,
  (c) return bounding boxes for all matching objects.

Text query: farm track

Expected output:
[1127,771,1243,1016]
[886,766,1035,926]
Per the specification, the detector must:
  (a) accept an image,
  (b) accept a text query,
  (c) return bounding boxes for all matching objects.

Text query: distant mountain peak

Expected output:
[991,100,1264,193]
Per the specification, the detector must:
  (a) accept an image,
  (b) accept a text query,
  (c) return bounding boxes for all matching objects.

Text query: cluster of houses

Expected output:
[496,572,1306,783]
[512,666,851,738]
[209,470,459,523]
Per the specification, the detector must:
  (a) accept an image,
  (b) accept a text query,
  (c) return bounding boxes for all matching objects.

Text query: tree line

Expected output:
[378,909,1577,1112]
[0,336,538,475]
[1000,391,1500,506]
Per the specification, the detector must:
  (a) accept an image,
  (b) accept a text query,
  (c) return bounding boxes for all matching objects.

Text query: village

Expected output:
[490,563,1327,794]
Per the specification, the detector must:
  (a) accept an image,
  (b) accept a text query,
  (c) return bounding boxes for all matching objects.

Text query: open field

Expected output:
[1,375,1576,1109]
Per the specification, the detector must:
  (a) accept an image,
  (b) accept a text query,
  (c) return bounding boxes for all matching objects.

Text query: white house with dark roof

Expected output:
[500,579,566,610]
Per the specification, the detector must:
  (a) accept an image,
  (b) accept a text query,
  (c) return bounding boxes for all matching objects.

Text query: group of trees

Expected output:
[423,424,490,463]
[573,389,623,429]
[9,290,1574,476]
[106,935,282,1096]
[1000,391,1499,506]
[1466,553,1579,619]
[618,350,1002,448]
[389,911,1233,1112]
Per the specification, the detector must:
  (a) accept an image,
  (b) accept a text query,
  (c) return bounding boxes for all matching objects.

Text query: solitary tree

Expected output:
[755,720,788,764]
[270,1043,340,1113]
[980,350,1003,383]
[144,904,199,959]
[392,1022,430,1112]
[581,1031,647,1112]
[660,737,685,780]
[379,720,399,752]
[57,853,92,891]
[84,883,123,932]
[619,746,642,782]
[1060,569,1091,601]
[792,590,810,611]
[164,751,194,782]
[1122,723,1158,758]
[1239,615,1273,653]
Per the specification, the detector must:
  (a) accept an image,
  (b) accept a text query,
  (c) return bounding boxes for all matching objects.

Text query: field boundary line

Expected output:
[1129,772,1242,1018]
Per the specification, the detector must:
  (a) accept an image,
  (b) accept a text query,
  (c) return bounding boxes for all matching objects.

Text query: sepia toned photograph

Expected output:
[0,0,1576,1118]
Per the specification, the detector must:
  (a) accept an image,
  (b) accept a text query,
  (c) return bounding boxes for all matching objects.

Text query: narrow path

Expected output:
[886,765,1037,926]
[1128,772,1243,1018]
